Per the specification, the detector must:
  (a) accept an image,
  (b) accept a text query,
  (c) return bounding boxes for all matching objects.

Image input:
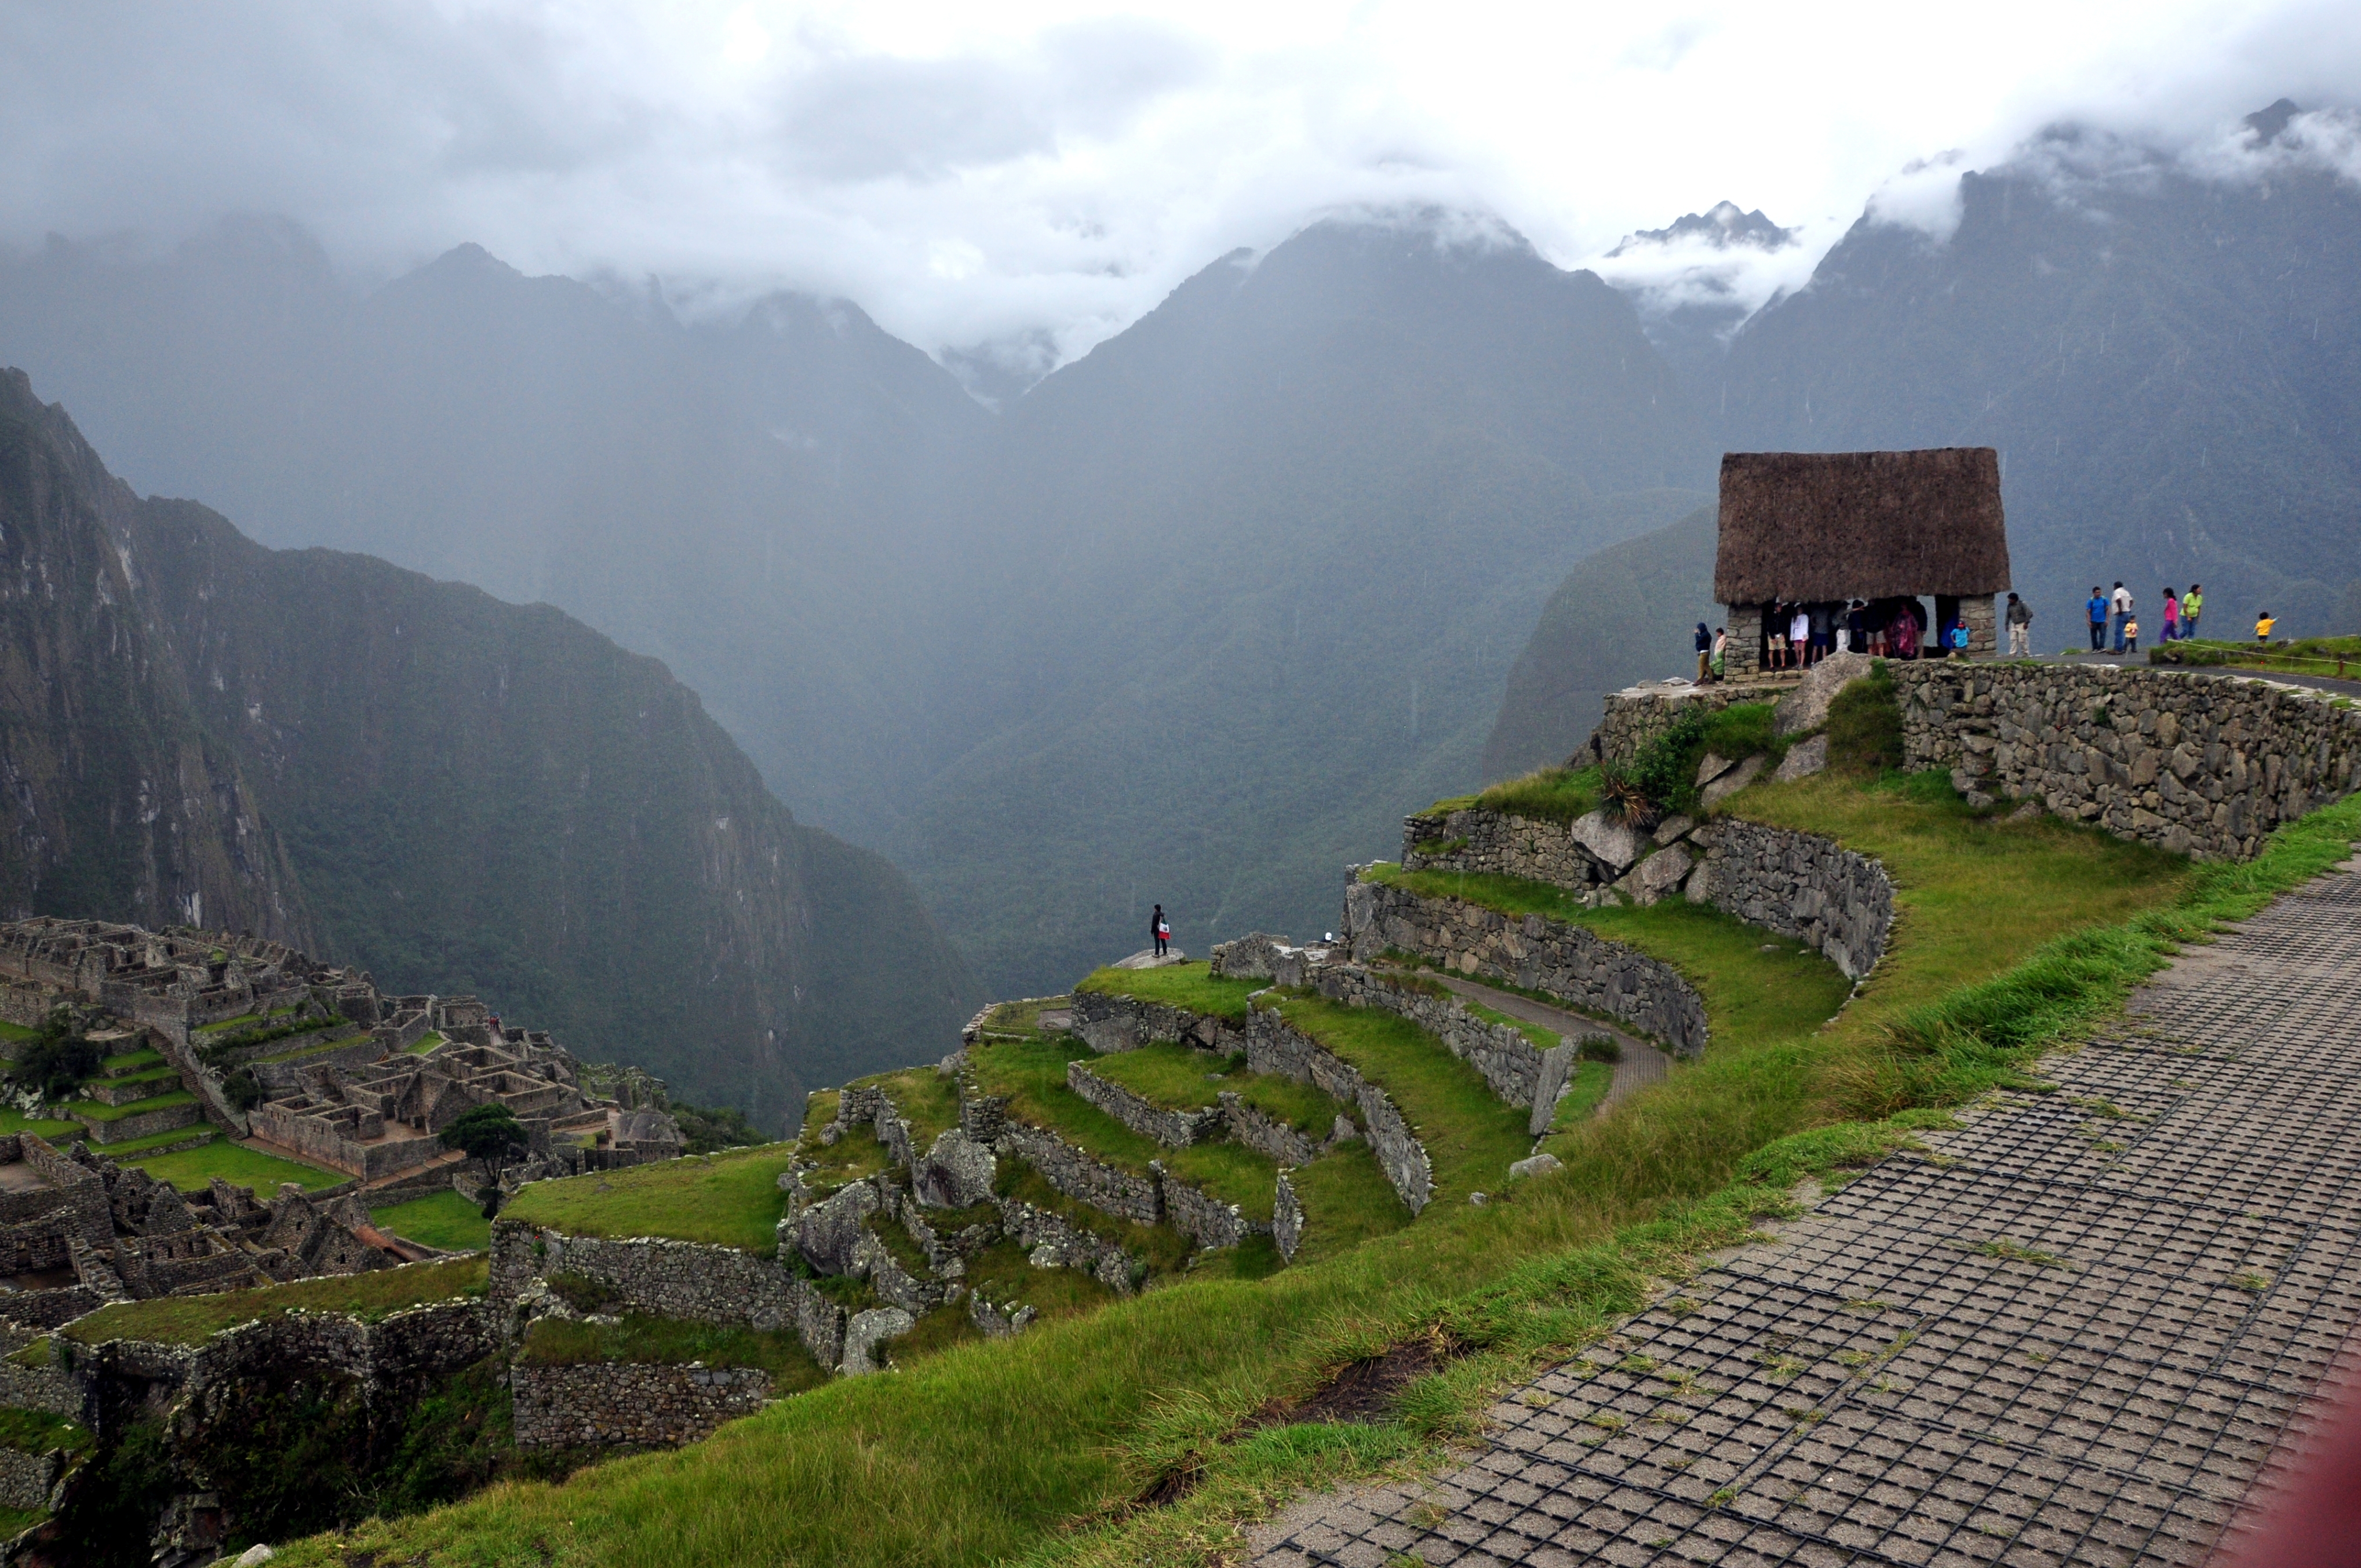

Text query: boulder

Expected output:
[1696,752,1736,787]
[1773,734,1830,783]
[912,1128,996,1210]
[1569,809,1649,873]
[1627,845,1695,906]
[1508,1152,1564,1182]
[841,1306,915,1374]
[1209,933,1290,979]
[1652,814,1696,845]
[1699,753,1767,809]
[796,1179,883,1276]
[1773,651,1877,736]
[970,1296,1037,1338]
[1684,860,1714,904]
[1112,949,1186,969]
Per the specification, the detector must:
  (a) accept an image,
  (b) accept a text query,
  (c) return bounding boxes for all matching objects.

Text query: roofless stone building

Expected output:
[1714,448,2013,679]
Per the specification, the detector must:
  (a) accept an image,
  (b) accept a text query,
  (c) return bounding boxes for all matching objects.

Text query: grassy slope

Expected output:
[65,1257,487,1347]
[1074,963,1261,1021]
[131,1139,343,1194]
[501,1146,798,1255]
[520,1315,832,1391]
[272,776,2353,1568]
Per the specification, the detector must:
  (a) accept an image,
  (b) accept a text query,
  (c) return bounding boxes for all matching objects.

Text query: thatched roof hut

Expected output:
[1713,448,2010,605]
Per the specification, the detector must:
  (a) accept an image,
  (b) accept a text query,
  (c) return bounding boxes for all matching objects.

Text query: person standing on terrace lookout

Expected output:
[1152,905,1171,958]
[2088,586,2108,651]
[2111,582,2135,654]
[2183,584,2205,639]
[2007,593,2033,656]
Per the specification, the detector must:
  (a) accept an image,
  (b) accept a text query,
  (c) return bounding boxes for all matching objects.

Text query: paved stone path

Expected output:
[1427,973,1673,1116]
[1251,857,2361,1567]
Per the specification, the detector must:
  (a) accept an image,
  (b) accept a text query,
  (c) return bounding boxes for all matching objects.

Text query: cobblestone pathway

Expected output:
[1250,858,2361,1567]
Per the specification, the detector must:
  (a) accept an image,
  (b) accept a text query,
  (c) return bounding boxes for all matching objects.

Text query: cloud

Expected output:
[1,0,2356,370]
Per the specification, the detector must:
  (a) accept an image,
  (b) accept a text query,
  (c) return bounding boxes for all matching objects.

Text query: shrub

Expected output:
[9,1005,103,1100]
[1577,1035,1622,1064]
[223,1067,265,1111]
[671,1100,764,1155]
[1824,661,1903,774]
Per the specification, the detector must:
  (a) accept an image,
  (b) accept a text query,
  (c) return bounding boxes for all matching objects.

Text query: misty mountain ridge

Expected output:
[0,366,980,1128]
[5,101,2356,997]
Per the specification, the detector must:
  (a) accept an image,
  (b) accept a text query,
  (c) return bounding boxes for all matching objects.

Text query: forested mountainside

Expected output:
[5,104,2356,991]
[0,369,979,1128]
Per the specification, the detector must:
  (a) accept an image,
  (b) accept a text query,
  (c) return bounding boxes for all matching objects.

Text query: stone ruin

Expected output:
[0,916,683,1184]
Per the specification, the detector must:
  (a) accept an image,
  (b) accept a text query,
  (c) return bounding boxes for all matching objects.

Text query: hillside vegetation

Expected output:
[258,728,2358,1568]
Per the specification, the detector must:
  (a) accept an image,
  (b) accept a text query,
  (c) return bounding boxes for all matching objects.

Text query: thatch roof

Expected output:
[1713,448,2011,604]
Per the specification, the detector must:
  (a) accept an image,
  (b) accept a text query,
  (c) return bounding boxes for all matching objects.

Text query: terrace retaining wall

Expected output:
[1065,1060,1225,1147]
[994,1118,1164,1226]
[1892,662,2361,860]
[1069,990,1247,1056]
[1343,878,1710,1058]
[1218,1092,1322,1166]
[511,1362,772,1450]
[1309,965,1582,1121]
[1688,820,1894,982]
[0,1446,61,1511]
[1241,1009,1431,1215]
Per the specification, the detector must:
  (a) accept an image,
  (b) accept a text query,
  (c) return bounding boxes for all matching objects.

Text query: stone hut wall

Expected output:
[1344,877,1709,1058]
[1892,662,2361,859]
[1065,1060,1225,1147]
[1069,990,1247,1056]
[13,1136,112,1251]
[511,1362,771,1450]
[1241,1008,1431,1215]
[1688,820,1894,981]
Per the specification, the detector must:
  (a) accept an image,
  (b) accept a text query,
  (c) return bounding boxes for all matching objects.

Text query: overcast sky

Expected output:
[3,0,2356,373]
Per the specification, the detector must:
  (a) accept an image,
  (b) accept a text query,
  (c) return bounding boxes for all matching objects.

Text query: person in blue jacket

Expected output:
[2087,586,2108,652]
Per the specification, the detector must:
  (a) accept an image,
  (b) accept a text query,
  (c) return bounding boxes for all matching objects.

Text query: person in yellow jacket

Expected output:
[2181,584,2203,639]
[2255,611,2276,642]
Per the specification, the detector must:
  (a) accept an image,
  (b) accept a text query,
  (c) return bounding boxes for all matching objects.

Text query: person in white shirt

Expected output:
[1789,605,1812,668]
[2109,582,2134,654]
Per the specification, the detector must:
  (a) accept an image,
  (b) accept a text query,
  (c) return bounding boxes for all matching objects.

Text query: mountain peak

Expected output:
[1608,203,1795,257]
[2243,98,2302,145]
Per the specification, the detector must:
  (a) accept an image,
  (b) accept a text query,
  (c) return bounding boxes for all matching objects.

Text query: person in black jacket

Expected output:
[1694,622,1713,683]
[1152,905,1169,958]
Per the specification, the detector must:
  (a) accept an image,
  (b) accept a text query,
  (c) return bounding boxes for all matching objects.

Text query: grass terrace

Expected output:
[1084,1041,1233,1109]
[97,1048,164,1073]
[128,1137,341,1194]
[403,1030,448,1056]
[1075,961,1260,1022]
[0,1020,36,1045]
[0,1109,84,1142]
[372,1190,493,1252]
[251,1031,371,1066]
[848,1063,964,1147]
[88,1125,217,1158]
[793,1097,898,1197]
[2146,633,2361,681]
[520,1314,831,1392]
[268,760,2350,1568]
[65,1256,487,1347]
[194,1005,303,1039]
[0,1405,88,1457]
[501,1144,798,1256]
[969,1037,1279,1221]
[57,1089,198,1124]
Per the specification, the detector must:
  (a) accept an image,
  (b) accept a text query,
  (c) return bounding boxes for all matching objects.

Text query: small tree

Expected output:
[438,1102,529,1164]
[10,1006,103,1102]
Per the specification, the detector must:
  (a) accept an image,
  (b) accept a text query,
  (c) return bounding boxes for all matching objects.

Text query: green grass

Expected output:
[1076,962,1262,1022]
[1463,1000,1558,1052]
[894,1234,1126,1365]
[64,1257,488,1347]
[57,1088,197,1122]
[98,1048,164,1073]
[1430,763,1605,825]
[85,1125,218,1157]
[2149,634,2361,679]
[0,1406,89,1456]
[971,1038,1280,1220]
[1085,1043,1233,1110]
[1554,1060,1615,1128]
[122,1137,341,1194]
[520,1314,830,1391]
[250,1031,371,1066]
[264,780,2349,1568]
[848,1064,964,1147]
[194,1005,301,1038]
[404,1030,447,1056]
[0,1108,84,1142]
[0,1020,37,1044]
[501,1144,798,1255]
[373,1190,493,1252]
[0,1506,42,1541]
[793,1103,897,1197]
[1262,994,1533,1205]
[99,1064,182,1092]
[1282,1140,1414,1264]
[1365,863,1852,1056]
[1226,1074,1351,1137]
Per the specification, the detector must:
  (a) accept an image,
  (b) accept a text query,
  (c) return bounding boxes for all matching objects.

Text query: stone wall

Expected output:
[489,1223,847,1372]
[0,1354,87,1423]
[1069,990,1246,1055]
[995,1118,1164,1226]
[1344,877,1710,1058]
[1160,1178,1261,1252]
[0,1446,61,1511]
[1309,964,1568,1118]
[1588,682,1781,767]
[1893,662,2361,859]
[996,1199,1145,1292]
[247,1103,447,1178]
[1065,1059,1225,1147]
[249,1034,388,1093]
[82,1097,202,1146]
[1688,819,1894,981]
[511,1362,771,1450]
[1272,1173,1305,1262]
[1401,807,1612,889]
[1218,1092,1322,1166]
[1241,1008,1431,1215]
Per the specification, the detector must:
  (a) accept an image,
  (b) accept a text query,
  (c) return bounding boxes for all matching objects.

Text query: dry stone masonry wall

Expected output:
[1893,662,2361,859]
[1070,989,1247,1055]
[1688,819,1894,981]
[1065,1060,1226,1147]
[1309,965,1579,1126]
[511,1362,771,1450]
[1345,877,1710,1058]
[1242,1007,1432,1215]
